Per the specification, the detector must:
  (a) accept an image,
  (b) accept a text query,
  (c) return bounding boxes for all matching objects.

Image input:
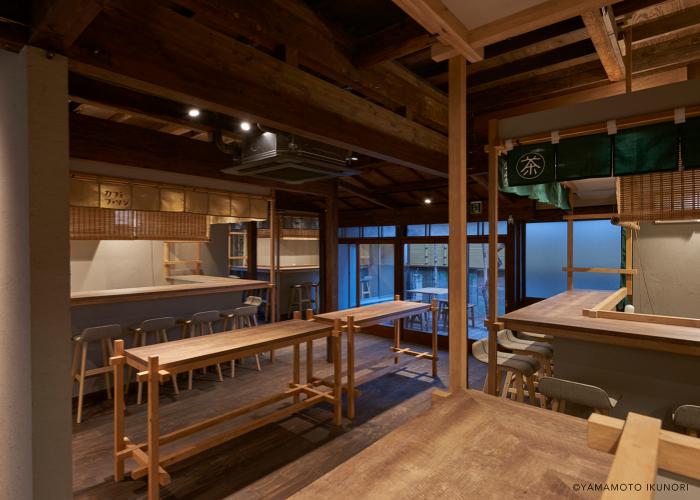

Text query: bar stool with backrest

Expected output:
[496,329,554,376]
[226,305,262,377]
[71,324,122,423]
[472,339,542,406]
[538,376,619,415]
[673,405,700,436]
[180,310,224,389]
[287,283,313,318]
[129,317,179,404]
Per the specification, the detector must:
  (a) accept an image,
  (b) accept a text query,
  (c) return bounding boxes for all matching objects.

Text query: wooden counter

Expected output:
[499,289,700,356]
[314,300,430,327]
[70,275,271,306]
[293,390,612,499]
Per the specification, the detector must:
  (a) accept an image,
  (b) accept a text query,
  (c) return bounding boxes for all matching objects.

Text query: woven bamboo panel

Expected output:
[617,169,700,221]
[70,207,210,240]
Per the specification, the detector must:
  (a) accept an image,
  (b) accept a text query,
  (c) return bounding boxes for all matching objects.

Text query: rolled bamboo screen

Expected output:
[617,169,700,221]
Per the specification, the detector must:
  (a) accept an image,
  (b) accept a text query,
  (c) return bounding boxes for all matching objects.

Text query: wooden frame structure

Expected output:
[314,296,438,419]
[109,316,341,499]
[163,241,202,277]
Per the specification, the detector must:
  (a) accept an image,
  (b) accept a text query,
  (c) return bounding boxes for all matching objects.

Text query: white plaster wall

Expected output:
[0,47,32,500]
[257,238,319,267]
[633,221,700,318]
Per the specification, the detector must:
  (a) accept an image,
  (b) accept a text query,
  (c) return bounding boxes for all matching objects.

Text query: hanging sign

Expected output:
[99,183,131,209]
[506,143,555,186]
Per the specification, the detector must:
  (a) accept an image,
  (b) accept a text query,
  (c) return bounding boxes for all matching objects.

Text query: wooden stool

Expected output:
[472,339,541,406]
[497,329,553,377]
[180,310,224,389]
[71,324,122,423]
[287,283,313,317]
[437,301,476,329]
[360,276,371,299]
[674,405,700,437]
[248,290,270,322]
[303,282,320,313]
[539,377,619,415]
[221,305,262,376]
[129,317,179,404]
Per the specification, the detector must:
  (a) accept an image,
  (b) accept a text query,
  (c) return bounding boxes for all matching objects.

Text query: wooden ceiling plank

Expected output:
[354,21,437,68]
[68,1,449,176]
[392,0,483,62]
[30,0,102,52]
[337,181,398,210]
[581,7,626,81]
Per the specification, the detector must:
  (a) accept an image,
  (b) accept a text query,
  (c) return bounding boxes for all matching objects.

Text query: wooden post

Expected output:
[246,221,258,280]
[332,318,343,426]
[346,315,356,419]
[305,308,314,383]
[292,311,301,403]
[487,119,499,395]
[147,356,160,500]
[393,294,401,364]
[112,339,125,481]
[323,181,339,362]
[626,228,633,301]
[269,195,277,362]
[447,55,468,392]
[624,29,632,94]
[567,218,574,290]
[431,297,438,377]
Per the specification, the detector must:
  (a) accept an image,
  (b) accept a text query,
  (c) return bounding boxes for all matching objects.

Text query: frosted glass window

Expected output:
[468,221,508,235]
[407,224,427,236]
[572,220,622,290]
[525,222,567,298]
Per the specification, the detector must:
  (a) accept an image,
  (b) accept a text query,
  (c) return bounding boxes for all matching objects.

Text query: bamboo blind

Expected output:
[617,169,700,221]
[70,207,210,240]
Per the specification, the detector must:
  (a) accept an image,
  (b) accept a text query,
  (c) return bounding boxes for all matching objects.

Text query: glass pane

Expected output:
[404,243,448,334]
[573,220,622,290]
[381,225,396,237]
[359,244,394,305]
[407,224,427,236]
[344,227,360,238]
[429,223,449,236]
[525,222,567,298]
[468,221,508,235]
[228,223,247,277]
[362,226,379,237]
[338,244,357,309]
[468,243,506,340]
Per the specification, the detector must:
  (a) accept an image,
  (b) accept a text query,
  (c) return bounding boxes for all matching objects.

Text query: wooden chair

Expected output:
[224,305,262,377]
[673,405,700,437]
[472,339,541,406]
[71,324,122,423]
[129,317,179,404]
[180,310,224,389]
[496,329,553,376]
[539,376,619,415]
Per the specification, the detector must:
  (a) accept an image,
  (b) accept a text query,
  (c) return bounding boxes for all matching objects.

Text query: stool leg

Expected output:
[501,370,513,399]
[70,340,80,381]
[551,399,560,412]
[526,376,537,406]
[514,373,524,403]
[101,338,112,400]
[209,323,224,382]
[137,332,147,405]
[76,342,88,424]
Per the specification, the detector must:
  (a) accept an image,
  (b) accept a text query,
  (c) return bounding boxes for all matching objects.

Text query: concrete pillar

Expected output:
[0,46,71,499]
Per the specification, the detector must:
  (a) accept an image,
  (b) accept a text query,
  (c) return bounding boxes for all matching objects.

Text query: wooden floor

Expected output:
[73,333,486,499]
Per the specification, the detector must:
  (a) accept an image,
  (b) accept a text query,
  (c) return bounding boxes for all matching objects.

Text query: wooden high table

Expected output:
[314,296,438,419]
[292,390,613,499]
[109,317,342,500]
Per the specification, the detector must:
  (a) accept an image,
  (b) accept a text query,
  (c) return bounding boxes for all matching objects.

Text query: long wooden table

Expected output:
[314,297,438,419]
[110,318,340,500]
[292,389,613,499]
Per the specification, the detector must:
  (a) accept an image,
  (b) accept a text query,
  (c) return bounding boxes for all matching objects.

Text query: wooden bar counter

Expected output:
[499,290,700,426]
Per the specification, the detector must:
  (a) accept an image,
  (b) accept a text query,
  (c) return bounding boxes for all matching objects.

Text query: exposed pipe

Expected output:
[213,128,241,163]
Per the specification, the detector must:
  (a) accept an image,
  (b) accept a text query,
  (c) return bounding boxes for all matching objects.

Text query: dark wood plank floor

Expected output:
[73,333,486,499]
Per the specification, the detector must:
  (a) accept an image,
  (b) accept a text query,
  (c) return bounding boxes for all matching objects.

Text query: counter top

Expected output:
[499,289,700,355]
[71,275,271,306]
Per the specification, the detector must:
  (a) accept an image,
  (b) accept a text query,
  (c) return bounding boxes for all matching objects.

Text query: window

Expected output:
[338,226,396,238]
[525,220,621,298]
[338,244,357,309]
[360,244,395,305]
[407,222,508,237]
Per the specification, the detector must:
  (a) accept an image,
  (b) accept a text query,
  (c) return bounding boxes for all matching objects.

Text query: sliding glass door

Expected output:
[338,242,394,309]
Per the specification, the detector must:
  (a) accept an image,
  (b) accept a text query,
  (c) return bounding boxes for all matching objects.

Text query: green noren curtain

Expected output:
[557,133,613,181]
[682,116,700,169]
[499,157,570,210]
[506,143,556,186]
[614,121,678,175]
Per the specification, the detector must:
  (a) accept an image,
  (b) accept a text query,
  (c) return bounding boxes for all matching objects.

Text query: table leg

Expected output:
[333,319,343,426]
[347,316,356,420]
[147,356,160,500]
[112,340,125,481]
[306,340,313,383]
[293,344,300,404]
[393,319,400,364]
[431,298,438,377]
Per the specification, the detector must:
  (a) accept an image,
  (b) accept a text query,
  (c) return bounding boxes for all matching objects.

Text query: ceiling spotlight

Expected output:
[187,108,200,118]
[424,197,432,205]
[240,121,251,131]
[351,156,359,161]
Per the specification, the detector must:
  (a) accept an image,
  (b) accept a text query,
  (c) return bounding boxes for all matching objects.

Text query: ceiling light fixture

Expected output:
[187,108,200,118]
[240,121,251,131]
[424,197,432,205]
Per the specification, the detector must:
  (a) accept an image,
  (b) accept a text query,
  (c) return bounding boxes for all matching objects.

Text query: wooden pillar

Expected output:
[624,29,632,94]
[447,55,468,393]
[625,228,633,301]
[322,181,339,361]
[269,193,278,322]
[567,219,574,290]
[246,221,258,280]
[486,119,499,396]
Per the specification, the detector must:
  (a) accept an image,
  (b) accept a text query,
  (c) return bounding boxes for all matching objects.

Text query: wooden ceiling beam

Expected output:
[30,0,102,52]
[426,0,624,61]
[373,178,447,194]
[337,181,398,210]
[581,7,626,81]
[0,19,28,52]
[392,0,483,62]
[168,0,448,133]
[353,21,437,68]
[67,1,448,176]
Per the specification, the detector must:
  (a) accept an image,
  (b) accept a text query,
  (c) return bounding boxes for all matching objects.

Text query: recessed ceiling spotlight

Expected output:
[351,156,358,161]
[240,121,252,131]
[424,197,432,205]
[187,108,200,118]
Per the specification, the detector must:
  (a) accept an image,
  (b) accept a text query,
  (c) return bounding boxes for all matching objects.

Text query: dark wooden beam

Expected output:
[30,0,102,52]
[373,178,447,194]
[0,19,28,52]
[68,1,449,176]
[338,180,397,210]
[68,113,335,196]
[353,21,436,68]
